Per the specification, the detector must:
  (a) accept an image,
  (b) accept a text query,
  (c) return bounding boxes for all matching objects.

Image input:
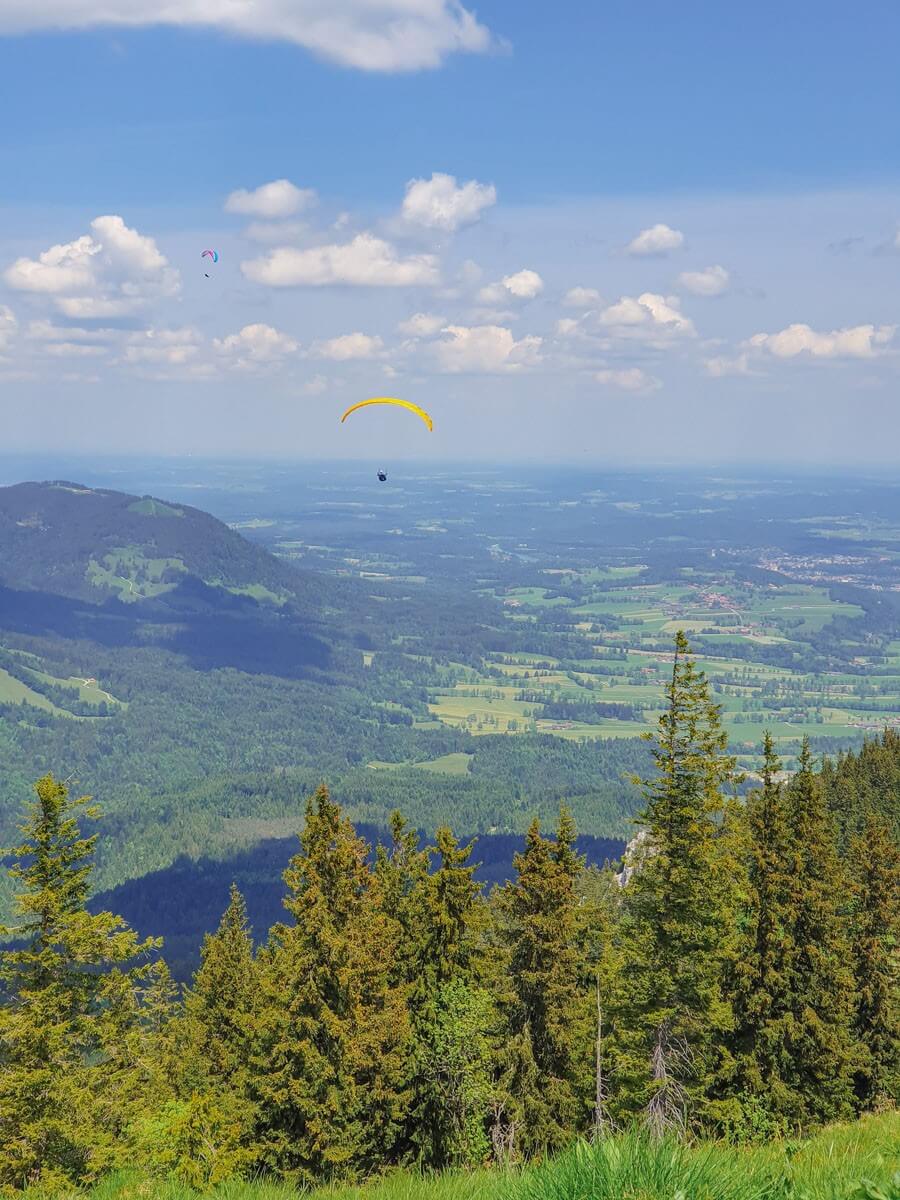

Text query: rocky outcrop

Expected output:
[615,829,655,887]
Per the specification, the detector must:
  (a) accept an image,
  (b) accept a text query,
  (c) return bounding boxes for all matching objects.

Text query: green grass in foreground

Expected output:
[43,1113,900,1200]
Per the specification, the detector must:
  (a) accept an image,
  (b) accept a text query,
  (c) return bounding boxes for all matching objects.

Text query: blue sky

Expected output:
[1,0,899,463]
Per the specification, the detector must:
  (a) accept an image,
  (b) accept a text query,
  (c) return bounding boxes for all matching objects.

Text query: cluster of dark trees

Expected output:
[537,699,642,723]
[1,634,897,1193]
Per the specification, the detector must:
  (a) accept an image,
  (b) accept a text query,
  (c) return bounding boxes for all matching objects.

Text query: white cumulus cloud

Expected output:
[626,223,685,256]
[748,323,894,359]
[225,179,316,219]
[434,324,542,373]
[639,293,694,332]
[402,172,496,232]
[313,332,384,360]
[563,286,602,308]
[599,292,694,336]
[0,0,494,72]
[478,268,544,305]
[4,215,179,318]
[599,297,647,327]
[214,323,299,365]
[595,367,661,392]
[677,264,729,297]
[398,312,446,337]
[502,268,543,299]
[242,233,439,287]
[5,236,97,296]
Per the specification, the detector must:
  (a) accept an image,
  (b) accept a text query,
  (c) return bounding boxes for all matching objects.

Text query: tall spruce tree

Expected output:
[252,786,411,1184]
[724,734,799,1129]
[614,632,739,1130]
[139,959,181,1103]
[375,811,431,993]
[140,883,263,1187]
[418,826,482,989]
[0,774,158,1191]
[181,883,257,1091]
[782,739,856,1125]
[409,826,492,1169]
[500,809,591,1155]
[848,809,900,1110]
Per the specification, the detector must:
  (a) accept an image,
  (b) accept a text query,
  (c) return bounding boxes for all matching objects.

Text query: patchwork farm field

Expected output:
[420,570,900,767]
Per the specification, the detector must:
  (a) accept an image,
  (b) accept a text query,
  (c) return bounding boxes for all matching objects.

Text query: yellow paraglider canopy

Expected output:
[340,397,433,432]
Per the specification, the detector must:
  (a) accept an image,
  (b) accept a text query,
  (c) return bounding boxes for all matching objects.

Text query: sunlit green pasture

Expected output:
[0,667,67,714]
[368,752,473,776]
[86,545,186,601]
[0,651,122,718]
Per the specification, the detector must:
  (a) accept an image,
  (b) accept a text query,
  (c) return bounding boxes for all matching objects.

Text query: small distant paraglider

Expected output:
[340,397,433,432]
[201,248,218,278]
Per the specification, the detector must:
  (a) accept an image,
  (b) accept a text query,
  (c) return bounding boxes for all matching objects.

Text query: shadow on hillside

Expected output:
[0,580,331,677]
[92,828,626,982]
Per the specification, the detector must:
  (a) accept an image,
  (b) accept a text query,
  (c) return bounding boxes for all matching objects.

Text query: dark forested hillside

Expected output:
[0,480,304,602]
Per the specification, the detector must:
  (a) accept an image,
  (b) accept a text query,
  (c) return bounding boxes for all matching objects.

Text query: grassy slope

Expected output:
[53,1112,900,1200]
[0,666,66,714]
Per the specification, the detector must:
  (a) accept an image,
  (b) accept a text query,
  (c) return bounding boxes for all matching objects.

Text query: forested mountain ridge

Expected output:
[0,480,309,605]
[0,478,371,685]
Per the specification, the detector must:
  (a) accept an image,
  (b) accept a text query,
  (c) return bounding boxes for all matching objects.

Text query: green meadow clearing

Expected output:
[0,665,69,714]
[0,644,123,719]
[367,751,474,776]
[86,545,187,601]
